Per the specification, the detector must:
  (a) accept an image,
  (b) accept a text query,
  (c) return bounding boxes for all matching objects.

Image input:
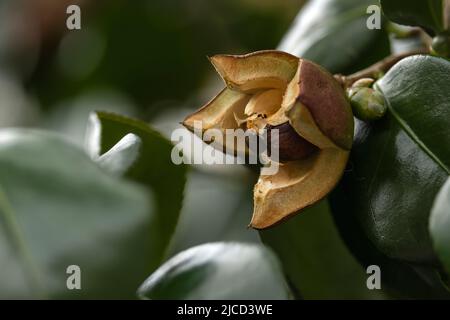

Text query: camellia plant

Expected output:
[0,0,449,300]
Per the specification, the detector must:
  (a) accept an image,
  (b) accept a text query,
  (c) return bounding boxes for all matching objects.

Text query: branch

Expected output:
[335,48,429,88]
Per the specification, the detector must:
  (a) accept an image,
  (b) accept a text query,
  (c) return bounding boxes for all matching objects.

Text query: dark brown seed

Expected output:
[266,122,318,162]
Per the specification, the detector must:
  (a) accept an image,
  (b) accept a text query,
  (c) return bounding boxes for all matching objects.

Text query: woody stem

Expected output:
[334,48,429,88]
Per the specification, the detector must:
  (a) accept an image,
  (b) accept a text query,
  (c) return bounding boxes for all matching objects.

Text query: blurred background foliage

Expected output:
[0,0,300,130]
[0,0,304,253]
[1,6,307,258]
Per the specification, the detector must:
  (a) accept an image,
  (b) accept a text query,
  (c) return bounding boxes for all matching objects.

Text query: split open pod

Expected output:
[183,50,354,229]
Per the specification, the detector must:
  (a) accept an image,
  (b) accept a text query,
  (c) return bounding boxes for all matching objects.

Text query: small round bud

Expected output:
[349,87,387,121]
[431,31,450,58]
[348,78,375,98]
[352,78,375,88]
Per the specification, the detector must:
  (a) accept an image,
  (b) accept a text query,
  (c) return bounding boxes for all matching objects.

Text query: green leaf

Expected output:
[0,129,153,299]
[377,55,450,174]
[380,0,445,35]
[279,0,390,73]
[430,177,450,275]
[331,183,450,298]
[260,201,385,299]
[137,242,289,299]
[87,112,187,272]
[95,133,142,176]
[333,55,450,265]
[331,115,450,296]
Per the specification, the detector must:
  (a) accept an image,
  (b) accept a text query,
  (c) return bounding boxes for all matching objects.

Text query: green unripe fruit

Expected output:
[349,87,387,121]
[431,31,450,58]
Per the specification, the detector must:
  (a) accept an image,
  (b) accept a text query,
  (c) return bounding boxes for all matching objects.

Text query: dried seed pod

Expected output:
[183,50,354,229]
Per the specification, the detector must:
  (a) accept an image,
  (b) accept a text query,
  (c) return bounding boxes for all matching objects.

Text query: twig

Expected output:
[335,48,429,88]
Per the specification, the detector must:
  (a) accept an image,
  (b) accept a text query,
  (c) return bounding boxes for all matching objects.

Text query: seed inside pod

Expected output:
[266,122,318,162]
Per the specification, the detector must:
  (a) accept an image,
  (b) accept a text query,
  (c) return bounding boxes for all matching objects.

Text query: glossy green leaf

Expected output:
[279,0,390,73]
[331,116,450,295]
[87,112,187,272]
[260,201,385,299]
[332,55,450,265]
[377,55,450,173]
[430,177,450,275]
[380,0,445,35]
[331,181,450,298]
[137,242,289,299]
[0,129,153,299]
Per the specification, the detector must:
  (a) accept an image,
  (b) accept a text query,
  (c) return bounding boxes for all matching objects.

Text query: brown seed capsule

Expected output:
[182,50,354,229]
